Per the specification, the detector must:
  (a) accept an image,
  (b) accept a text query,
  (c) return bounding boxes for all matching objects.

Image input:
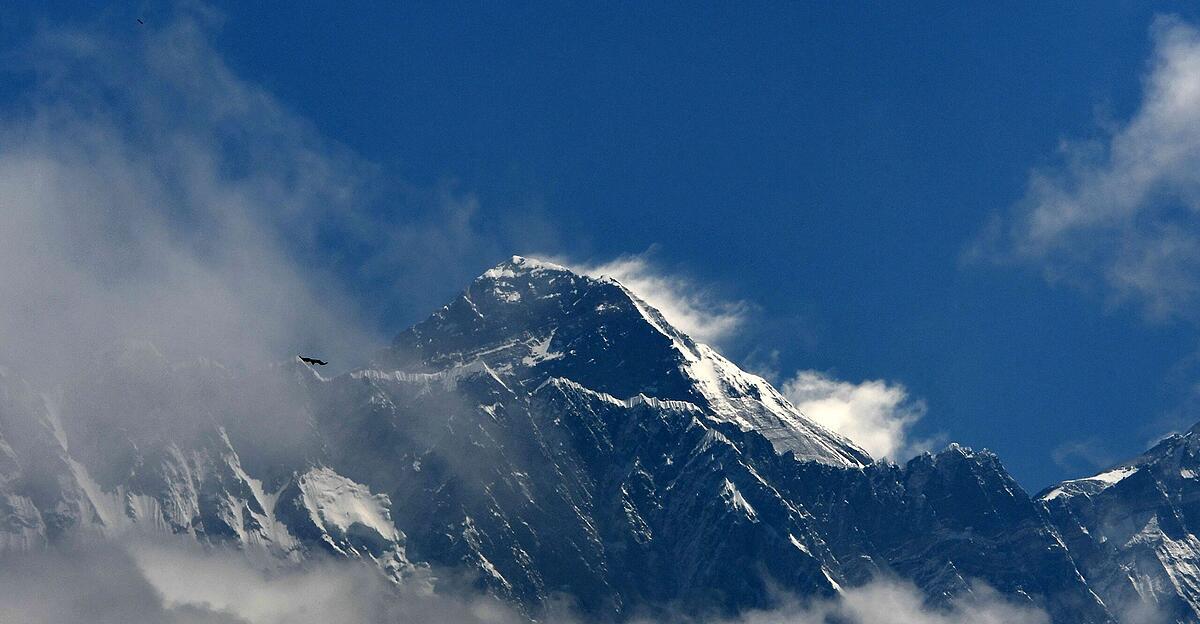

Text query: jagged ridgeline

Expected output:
[0,256,1197,623]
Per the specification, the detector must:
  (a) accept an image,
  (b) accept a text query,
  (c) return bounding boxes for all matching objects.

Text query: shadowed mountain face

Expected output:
[0,256,1197,622]
[381,256,871,468]
[1039,425,1200,624]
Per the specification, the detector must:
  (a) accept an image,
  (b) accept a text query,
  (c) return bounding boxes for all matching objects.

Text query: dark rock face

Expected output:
[780,447,1113,623]
[3,255,1200,622]
[304,257,1110,622]
[1039,426,1200,624]
[314,369,845,619]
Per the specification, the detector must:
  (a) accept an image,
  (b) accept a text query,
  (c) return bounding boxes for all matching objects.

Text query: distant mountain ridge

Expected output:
[0,256,1198,622]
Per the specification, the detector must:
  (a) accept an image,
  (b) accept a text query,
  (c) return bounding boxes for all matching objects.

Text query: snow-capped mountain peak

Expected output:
[383,256,869,467]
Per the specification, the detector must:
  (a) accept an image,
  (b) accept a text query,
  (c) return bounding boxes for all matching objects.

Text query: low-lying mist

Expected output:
[0,536,1052,624]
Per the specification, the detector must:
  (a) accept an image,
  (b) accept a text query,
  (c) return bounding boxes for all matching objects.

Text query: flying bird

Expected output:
[137,18,144,24]
[298,356,328,366]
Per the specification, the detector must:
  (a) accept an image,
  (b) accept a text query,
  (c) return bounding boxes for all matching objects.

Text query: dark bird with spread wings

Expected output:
[298,355,328,366]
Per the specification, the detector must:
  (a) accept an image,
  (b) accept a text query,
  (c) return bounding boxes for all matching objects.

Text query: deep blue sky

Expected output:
[8,2,1200,490]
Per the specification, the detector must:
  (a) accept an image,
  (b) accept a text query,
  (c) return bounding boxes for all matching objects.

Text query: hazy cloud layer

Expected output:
[0,9,385,382]
[0,538,530,624]
[0,537,1049,624]
[1050,437,1121,476]
[975,16,1200,322]
[782,371,932,460]
[0,7,560,385]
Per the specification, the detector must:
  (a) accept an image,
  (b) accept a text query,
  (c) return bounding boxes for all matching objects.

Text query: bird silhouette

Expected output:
[298,355,328,366]
[137,18,144,24]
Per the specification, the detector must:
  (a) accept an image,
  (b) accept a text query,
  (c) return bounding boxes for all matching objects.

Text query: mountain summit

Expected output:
[3,255,1200,622]
[383,256,870,467]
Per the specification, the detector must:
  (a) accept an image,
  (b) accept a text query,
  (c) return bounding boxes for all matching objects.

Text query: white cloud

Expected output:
[560,253,750,346]
[708,580,1050,624]
[129,542,527,624]
[827,582,1048,624]
[979,16,1200,321]
[781,371,931,460]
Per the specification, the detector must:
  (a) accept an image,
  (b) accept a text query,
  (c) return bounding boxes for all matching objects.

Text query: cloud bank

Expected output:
[781,371,932,460]
[0,538,530,624]
[697,581,1049,624]
[0,537,1048,624]
[976,16,1200,322]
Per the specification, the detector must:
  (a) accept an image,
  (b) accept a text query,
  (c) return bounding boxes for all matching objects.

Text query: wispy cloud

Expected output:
[0,9,378,380]
[1050,438,1119,476]
[781,371,935,460]
[559,253,751,346]
[973,16,1200,322]
[0,7,556,384]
